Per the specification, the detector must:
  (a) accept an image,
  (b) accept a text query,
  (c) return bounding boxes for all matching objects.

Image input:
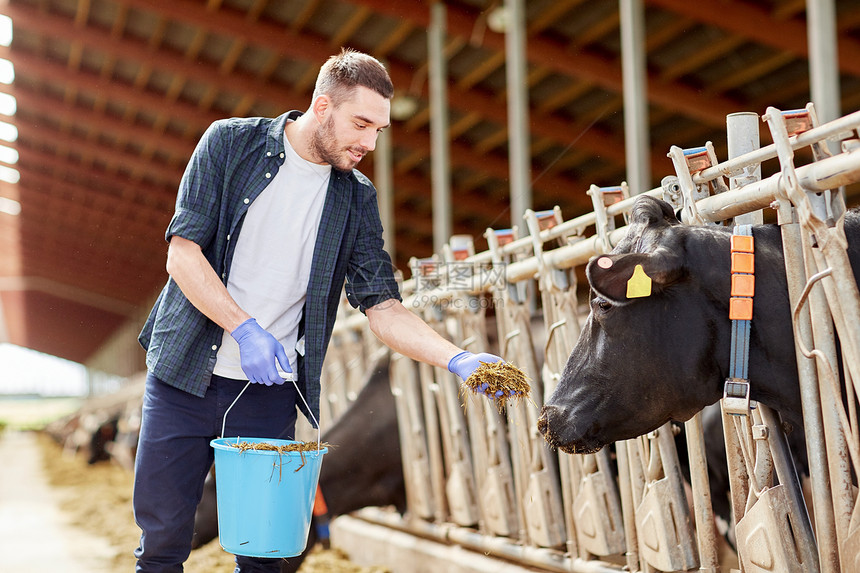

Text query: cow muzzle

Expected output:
[537,404,604,455]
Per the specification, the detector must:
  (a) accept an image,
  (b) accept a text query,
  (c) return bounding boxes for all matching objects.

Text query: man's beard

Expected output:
[311,115,364,173]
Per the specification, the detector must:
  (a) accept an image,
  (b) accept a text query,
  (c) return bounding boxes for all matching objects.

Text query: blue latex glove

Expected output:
[448,351,515,397]
[230,318,291,386]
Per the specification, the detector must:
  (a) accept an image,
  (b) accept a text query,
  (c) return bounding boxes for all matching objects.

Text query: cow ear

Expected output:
[586,250,683,303]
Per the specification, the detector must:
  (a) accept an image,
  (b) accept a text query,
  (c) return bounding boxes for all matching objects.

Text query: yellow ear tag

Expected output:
[626,264,652,298]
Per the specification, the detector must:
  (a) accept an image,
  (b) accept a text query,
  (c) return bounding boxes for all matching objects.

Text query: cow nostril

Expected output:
[537,406,553,435]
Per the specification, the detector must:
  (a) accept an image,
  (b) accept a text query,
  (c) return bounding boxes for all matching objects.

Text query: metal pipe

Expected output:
[694,109,860,184]
[614,441,641,572]
[727,112,763,225]
[389,110,860,274]
[806,0,841,125]
[352,508,626,573]
[778,212,840,573]
[689,146,860,224]
[684,412,720,572]
[331,142,860,324]
[429,1,451,255]
[806,241,857,558]
[374,124,395,261]
[504,0,532,227]
[619,0,651,195]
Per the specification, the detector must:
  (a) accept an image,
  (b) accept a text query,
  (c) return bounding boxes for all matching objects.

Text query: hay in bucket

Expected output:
[228,440,333,475]
[462,361,530,409]
[228,440,332,454]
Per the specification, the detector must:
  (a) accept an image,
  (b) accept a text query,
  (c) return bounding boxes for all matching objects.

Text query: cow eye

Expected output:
[592,297,612,312]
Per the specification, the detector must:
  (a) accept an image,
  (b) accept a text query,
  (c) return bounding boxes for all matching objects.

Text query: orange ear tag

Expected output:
[626,264,652,298]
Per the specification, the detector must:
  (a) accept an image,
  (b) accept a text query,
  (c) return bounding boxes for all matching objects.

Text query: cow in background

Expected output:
[538,194,859,453]
[192,351,405,573]
[87,414,119,464]
[44,376,145,468]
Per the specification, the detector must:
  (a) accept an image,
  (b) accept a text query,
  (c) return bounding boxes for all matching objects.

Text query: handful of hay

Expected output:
[462,361,530,408]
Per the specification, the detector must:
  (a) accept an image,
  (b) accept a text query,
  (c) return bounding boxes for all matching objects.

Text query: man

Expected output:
[134,48,502,572]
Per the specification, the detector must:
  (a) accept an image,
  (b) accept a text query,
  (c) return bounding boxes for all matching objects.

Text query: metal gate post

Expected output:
[764,106,860,571]
[684,411,720,573]
[428,1,451,255]
[614,442,642,572]
[727,112,763,226]
[389,353,435,520]
[773,204,838,573]
[800,240,854,553]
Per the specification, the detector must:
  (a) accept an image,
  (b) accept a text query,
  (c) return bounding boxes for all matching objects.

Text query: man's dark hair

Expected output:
[313,48,394,106]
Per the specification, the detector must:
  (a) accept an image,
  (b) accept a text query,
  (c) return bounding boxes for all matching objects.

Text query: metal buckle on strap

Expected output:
[723,378,751,415]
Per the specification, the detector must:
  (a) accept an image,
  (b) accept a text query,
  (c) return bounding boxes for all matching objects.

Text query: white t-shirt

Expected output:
[214,127,331,380]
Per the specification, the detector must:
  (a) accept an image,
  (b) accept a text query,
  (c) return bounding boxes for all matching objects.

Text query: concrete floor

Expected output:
[0,430,117,572]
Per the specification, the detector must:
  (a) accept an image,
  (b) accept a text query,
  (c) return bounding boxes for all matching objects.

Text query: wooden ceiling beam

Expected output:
[120,0,330,65]
[8,1,648,176]
[344,0,743,126]
[0,45,220,140]
[6,11,612,190]
[7,90,567,250]
[330,5,371,47]
[17,135,507,278]
[645,16,693,52]
[12,149,175,223]
[648,0,860,77]
[391,170,527,232]
[17,252,162,302]
[110,0,641,171]
[11,121,185,187]
[375,20,414,57]
[2,3,307,115]
[659,35,746,81]
[16,227,163,275]
[571,11,621,49]
[7,69,578,211]
[528,0,587,35]
[0,282,130,331]
[772,0,806,20]
[390,124,586,199]
[14,197,166,249]
[704,51,796,95]
[838,7,860,31]
[0,83,197,159]
[16,224,164,276]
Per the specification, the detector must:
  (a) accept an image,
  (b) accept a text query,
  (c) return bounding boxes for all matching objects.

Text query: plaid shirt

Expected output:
[139,111,401,424]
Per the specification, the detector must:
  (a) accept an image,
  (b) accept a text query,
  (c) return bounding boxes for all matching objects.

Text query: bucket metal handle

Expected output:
[221,379,322,453]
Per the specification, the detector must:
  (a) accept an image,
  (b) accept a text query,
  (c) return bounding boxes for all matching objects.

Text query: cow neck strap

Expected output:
[723,224,755,415]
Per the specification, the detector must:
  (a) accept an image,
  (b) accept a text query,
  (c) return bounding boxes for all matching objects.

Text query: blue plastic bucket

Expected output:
[210,437,327,557]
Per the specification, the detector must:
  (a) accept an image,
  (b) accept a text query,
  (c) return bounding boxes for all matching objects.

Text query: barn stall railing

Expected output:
[313,105,860,573]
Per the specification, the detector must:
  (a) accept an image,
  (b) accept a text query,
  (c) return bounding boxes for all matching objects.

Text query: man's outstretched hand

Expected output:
[448,351,515,397]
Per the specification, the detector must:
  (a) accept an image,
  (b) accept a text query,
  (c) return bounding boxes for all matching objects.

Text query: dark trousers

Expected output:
[133,372,298,573]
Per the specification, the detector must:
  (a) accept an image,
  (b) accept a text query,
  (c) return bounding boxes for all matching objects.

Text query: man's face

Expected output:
[311,86,391,172]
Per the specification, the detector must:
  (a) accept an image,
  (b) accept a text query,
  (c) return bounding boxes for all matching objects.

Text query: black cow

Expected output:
[538,195,859,454]
[87,414,119,465]
[192,352,405,573]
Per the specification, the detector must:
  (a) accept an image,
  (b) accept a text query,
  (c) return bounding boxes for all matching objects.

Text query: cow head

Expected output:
[538,195,730,454]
